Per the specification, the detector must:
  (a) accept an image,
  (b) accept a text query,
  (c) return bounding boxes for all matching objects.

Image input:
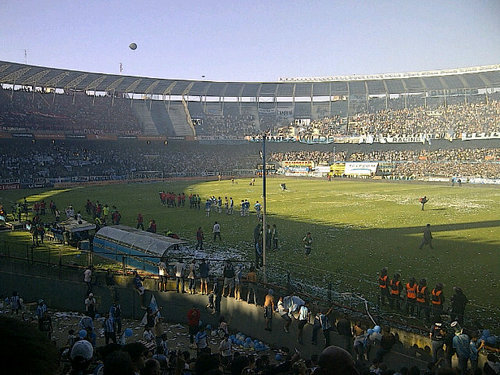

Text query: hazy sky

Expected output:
[1,0,499,82]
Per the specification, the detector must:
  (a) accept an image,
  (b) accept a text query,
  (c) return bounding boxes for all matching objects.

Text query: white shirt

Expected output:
[175,262,185,278]
[213,223,220,233]
[84,269,92,282]
[298,305,309,321]
[277,300,289,317]
[85,297,96,310]
[158,262,166,276]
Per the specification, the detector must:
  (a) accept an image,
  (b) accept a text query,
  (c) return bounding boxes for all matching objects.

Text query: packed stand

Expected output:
[260,97,500,140]
[195,114,257,138]
[0,140,260,181]
[268,148,500,179]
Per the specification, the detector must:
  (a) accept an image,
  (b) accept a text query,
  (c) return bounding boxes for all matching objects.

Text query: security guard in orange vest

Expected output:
[405,277,418,315]
[389,273,403,310]
[431,283,445,318]
[378,267,389,307]
[416,278,430,321]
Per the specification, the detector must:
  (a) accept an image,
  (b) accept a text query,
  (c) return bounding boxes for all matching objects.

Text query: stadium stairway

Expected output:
[167,102,195,137]
[150,101,176,136]
[131,100,160,136]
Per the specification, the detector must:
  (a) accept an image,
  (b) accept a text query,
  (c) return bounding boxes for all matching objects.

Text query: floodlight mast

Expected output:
[262,132,267,283]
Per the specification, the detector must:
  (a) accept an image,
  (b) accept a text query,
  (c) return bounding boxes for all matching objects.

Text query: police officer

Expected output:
[389,273,403,310]
[378,267,389,307]
[430,282,445,319]
[405,277,418,316]
[416,278,430,321]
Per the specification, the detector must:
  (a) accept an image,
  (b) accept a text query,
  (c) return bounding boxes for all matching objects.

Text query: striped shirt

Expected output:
[104,317,114,333]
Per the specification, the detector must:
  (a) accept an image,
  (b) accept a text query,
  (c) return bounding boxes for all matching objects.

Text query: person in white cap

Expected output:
[451,321,471,375]
[69,339,93,374]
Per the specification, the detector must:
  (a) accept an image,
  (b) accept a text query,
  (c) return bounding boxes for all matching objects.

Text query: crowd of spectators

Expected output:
[3,260,499,375]
[259,97,500,140]
[268,148,500,179]
[0,88,141,135]
[2,87,499,141]
[195,114,257,138]
[1,140,498,182]
[0,140,260,182]
[269,148,499,163]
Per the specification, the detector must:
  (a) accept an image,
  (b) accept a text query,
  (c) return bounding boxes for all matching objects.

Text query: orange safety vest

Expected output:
[431,289,443,305]
[406,283,417,299]
[390,280,401,295]
[379,275,388,289]
[416,286,427,303]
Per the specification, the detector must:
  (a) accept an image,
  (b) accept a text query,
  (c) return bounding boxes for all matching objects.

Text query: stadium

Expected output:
[1,59,500,374]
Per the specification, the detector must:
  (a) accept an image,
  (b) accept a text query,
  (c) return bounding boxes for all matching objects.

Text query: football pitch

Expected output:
[1,177,499,327]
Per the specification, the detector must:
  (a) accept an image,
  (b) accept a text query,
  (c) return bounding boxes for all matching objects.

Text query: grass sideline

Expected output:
[1,177,499,327]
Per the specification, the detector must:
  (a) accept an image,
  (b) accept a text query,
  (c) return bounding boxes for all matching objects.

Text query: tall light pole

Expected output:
[262,132,267,283]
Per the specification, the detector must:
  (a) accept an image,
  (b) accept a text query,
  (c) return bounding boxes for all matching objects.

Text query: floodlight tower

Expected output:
[262,132,268,283]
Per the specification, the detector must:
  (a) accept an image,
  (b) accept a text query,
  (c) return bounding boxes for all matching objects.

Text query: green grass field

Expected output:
[1,177,499,327]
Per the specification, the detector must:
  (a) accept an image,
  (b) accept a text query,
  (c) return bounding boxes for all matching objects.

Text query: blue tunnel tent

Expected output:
[92,225,187,274]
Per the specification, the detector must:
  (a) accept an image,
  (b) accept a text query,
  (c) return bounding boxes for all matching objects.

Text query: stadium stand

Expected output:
[2,61,499,141]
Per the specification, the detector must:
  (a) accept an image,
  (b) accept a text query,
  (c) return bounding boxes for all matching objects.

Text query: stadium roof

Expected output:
[95,225,187,257]
[1,60,499,97]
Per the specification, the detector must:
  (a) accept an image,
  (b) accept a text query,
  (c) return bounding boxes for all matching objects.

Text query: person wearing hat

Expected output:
[69,339,94,374]
[451,321,471,375]
[429,318,446,364]
[378,267,389,307]
[430,283,445,318]
[389,273,403,310]
[405,277,418,316]
[443,321,456,368]
[264,289,275,331]
[416,278,430,321]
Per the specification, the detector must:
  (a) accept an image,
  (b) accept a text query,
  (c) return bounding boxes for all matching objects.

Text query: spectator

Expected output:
[264,289,275,332]
[336,313,353,354]
[187,305,201,345]
[174,258,186,293]
[312,345,359,375]
[213,221,221,242]
[84,266,92,295]
[84,293,97,319]
[199,258,210,295]
[246,266,258,305]
[297,301,310,345]
[187,259,197,294]
[222,261,235,298]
